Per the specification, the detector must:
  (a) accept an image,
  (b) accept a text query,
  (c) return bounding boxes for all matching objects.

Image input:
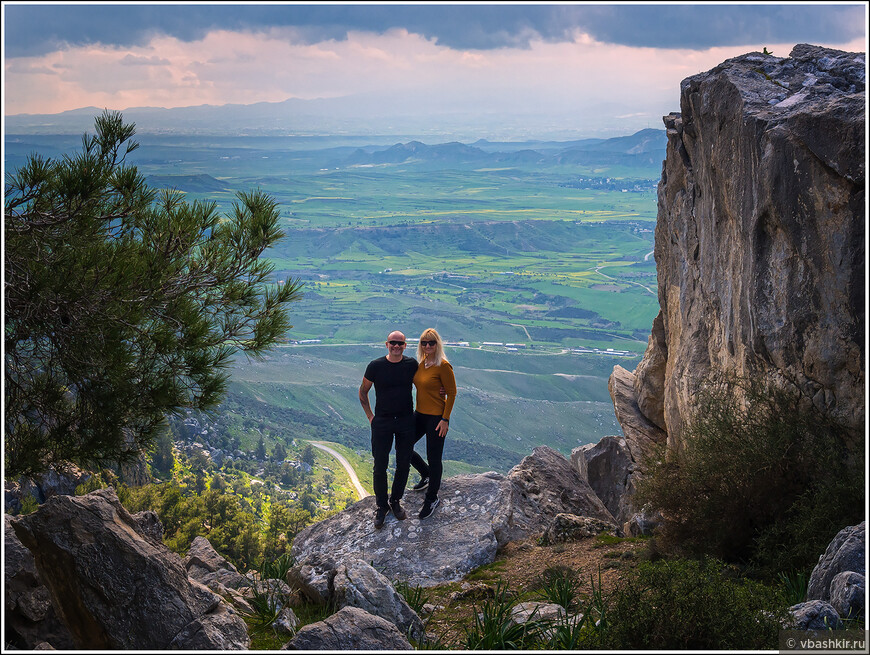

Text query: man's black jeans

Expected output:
[371,413,415,510]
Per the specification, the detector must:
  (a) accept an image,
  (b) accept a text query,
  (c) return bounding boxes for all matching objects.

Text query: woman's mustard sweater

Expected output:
[413,358,457,420]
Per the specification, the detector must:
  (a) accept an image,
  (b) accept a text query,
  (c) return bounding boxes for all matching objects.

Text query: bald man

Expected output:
[359,330,418,528]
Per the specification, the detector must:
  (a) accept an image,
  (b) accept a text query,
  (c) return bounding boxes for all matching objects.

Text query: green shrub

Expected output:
[533,565,580,610]
[393,579,429,615]
[462,581,543,650]
[634,373,863,573]
[597,557,788,650]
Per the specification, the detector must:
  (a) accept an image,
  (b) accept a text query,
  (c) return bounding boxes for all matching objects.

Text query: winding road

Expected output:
[309,441,370,500]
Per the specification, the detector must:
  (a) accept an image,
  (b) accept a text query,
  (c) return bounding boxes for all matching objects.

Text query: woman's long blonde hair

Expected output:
[416,328,448,366]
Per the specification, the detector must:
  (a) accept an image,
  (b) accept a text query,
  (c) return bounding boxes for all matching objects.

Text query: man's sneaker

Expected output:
[389,499,407,521]
[411,477,429,491]
[418,498,440,520]
[374,506,388,529]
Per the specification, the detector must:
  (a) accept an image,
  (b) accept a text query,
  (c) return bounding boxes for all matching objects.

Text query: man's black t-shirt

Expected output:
[364,355,418,417]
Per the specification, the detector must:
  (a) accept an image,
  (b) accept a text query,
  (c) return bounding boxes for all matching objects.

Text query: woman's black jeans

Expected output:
[410,412,445,502]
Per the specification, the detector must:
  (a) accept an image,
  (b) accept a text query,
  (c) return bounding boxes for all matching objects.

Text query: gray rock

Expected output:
[622,509,662,537]
[509,601,567,625]
[3,515,75,650]
[11,488,249,650]
[618,44,865,450]
[287,553,338,605]
[540,514,617,545]
[570,443,594,483]
[332,559,424,641]
[184,535,248,591]
[828,571,865,620]
[131,510,163,543]
[580,435,634,522]
[282,606,413,650]
[292,449,616,587]
[807,522,865,601]
[504,446,618,541]
[273,607,300,636]
[788,600,843,631]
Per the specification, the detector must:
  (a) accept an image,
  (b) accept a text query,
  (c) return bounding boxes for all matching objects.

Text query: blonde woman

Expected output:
[410,328,457,519]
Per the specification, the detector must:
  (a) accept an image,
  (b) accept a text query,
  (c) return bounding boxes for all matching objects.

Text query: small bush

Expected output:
[394,579,429,615]
[533,565,580,610]
[462,581,543,650]
[634,373,863,574]
[596,557,788,650]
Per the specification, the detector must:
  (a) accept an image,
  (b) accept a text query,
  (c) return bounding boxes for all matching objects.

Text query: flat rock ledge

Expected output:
[292,446,616,587]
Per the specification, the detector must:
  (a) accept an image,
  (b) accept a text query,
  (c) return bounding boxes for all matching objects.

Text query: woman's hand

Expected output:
[436,419,449,438]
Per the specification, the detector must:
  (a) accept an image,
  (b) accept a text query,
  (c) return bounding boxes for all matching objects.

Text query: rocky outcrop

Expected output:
[807,521,865,602]
[184,535,249,592]
[10,488,250,650]
[291,447,616,587]
[282,606,413,650]
[4,515,75,650]
[615,44,865,456]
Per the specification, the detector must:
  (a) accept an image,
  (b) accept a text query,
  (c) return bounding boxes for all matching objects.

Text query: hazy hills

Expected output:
[5,94,665,142]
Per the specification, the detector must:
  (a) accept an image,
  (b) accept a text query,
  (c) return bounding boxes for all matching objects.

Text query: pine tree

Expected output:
[4,111,303,477]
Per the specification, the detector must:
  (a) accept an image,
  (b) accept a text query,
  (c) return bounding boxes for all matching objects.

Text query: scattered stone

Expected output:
[282,606,412,650]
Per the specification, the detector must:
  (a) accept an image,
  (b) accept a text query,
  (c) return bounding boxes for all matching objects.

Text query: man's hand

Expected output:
[359,377,375,423]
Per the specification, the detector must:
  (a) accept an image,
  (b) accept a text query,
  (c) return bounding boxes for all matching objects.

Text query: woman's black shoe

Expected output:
[411,477,429,491]
[418,498,440,519]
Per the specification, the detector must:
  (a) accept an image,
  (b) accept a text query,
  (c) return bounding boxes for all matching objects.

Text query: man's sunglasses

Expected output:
[388,340,406,346]
[420,340,437,346]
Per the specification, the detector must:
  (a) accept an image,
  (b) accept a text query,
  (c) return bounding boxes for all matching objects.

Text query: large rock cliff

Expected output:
[613,44,865,457]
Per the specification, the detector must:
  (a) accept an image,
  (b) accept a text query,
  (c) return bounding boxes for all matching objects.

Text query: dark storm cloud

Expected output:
[4,3,865,58]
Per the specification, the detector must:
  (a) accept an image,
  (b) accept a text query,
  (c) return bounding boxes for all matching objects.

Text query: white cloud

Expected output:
[3,27,865,120]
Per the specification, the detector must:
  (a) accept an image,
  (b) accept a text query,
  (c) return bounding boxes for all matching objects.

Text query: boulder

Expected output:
[540,514,618,545]
[273,607,300,637]
[131,510,163,543]
[10,487,249,650]
[579,435,634,522]
[509,601,568,626]
[332,559,424,641]
[788,600,843,631]
[287,553,338,605]
[292,449,616,587]
[828,571,865,620]
[618,44,865,450]
[282,606,413,650]
[4,515,75,650]
[184,535,248,591]
[622,509,662,538]
[807,522,865,601]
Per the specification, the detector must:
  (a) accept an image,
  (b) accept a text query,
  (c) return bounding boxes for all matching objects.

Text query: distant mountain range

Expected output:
[5,94,662,142]
[337,130,666,169]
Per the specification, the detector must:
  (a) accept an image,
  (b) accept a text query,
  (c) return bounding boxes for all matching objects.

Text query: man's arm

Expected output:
[359,377,374,422]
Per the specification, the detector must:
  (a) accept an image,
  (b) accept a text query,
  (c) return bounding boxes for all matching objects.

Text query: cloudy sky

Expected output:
[3,2,866,136]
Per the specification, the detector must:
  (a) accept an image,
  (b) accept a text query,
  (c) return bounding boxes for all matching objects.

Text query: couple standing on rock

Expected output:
[359,328,457,529]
